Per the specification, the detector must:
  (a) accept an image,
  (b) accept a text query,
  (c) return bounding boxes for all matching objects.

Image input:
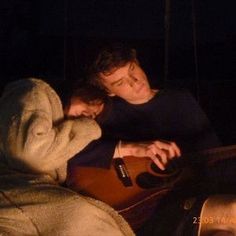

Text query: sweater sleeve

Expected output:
[68,138,117,169]
[173,90,221,151]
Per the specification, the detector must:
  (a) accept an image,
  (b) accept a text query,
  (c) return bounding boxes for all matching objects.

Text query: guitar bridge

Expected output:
[113,158,133,187]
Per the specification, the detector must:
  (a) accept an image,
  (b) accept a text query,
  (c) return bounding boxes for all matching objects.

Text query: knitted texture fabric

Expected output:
[0,78,101,183]
[0,78,134,236]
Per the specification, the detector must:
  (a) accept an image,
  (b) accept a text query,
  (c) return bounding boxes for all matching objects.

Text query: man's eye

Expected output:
[116,81,123,86]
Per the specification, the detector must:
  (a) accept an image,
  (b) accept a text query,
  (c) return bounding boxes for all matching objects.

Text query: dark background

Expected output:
[0,0,236,145]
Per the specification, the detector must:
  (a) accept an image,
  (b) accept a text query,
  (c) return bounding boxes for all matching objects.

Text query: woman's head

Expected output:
[63,83,107,119]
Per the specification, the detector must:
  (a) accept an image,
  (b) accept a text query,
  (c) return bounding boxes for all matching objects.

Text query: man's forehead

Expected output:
[100,72,123,86]
[100,62,132,79]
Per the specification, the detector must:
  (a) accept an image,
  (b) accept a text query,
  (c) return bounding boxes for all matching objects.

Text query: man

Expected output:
[66,43,223,235]
[69,43,220,170]
[0,78,134,236]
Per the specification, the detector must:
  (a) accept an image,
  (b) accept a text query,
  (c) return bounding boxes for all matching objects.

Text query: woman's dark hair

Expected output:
[31,77,107,109]
[60,80,108,109]
[70,83,107,104]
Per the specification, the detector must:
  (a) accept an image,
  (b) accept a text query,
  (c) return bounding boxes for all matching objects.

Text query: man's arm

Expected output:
[69,137,181,171]
[176,90,221,151]
[69,138,118,168]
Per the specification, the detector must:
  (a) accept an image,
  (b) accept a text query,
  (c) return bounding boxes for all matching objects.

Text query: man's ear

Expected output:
[107,92,116,97]
[104,87,116,97]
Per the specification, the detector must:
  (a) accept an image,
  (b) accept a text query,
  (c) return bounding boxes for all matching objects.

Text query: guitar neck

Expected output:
[183,144,236,166]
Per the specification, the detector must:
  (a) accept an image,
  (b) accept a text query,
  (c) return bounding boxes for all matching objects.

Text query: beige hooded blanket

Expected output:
[0,78,134,236]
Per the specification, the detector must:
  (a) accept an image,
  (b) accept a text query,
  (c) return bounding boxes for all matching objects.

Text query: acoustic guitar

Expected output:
[66,145,236,230]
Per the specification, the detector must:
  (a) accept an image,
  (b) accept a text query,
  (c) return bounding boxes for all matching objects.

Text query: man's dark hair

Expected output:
[88,43,138,89]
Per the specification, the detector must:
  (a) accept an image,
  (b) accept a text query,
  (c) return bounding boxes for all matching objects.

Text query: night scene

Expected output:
[0,1,236,235]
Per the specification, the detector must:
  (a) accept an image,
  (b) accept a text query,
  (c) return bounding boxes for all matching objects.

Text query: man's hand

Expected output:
[115,140,181,170]
[146,140,181,170]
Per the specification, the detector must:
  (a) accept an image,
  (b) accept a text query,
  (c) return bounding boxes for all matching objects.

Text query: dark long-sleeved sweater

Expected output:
[69,89,221,168]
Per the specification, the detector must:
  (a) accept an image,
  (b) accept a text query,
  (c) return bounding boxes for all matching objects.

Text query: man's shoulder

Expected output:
[161,87,191,96]
[158,87,195,102]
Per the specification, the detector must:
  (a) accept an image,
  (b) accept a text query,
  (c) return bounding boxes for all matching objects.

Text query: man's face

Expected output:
[99,62,153,104]
[64,98,104,119]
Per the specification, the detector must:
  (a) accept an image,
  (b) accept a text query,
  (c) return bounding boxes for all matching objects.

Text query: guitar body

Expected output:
[67,145,236,230]
[67,156,195,229]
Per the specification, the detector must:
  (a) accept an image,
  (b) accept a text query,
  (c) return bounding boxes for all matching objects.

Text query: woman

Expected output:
[0,77,134,236]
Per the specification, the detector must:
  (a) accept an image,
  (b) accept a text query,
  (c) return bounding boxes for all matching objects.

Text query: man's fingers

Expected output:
[149,154,165,170]
[170,141,181,157]
[147,147,170,170]
[155,149,169,165]
[126,140,181,171]
[148,145,168,163]
[154,141,181,157]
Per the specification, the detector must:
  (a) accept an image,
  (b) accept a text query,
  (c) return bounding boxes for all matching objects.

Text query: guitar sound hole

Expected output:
[150,158,182,175]
[136,172,172,189]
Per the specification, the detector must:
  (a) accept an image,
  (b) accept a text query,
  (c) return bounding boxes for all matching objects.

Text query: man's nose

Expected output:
[127,76,139,87]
